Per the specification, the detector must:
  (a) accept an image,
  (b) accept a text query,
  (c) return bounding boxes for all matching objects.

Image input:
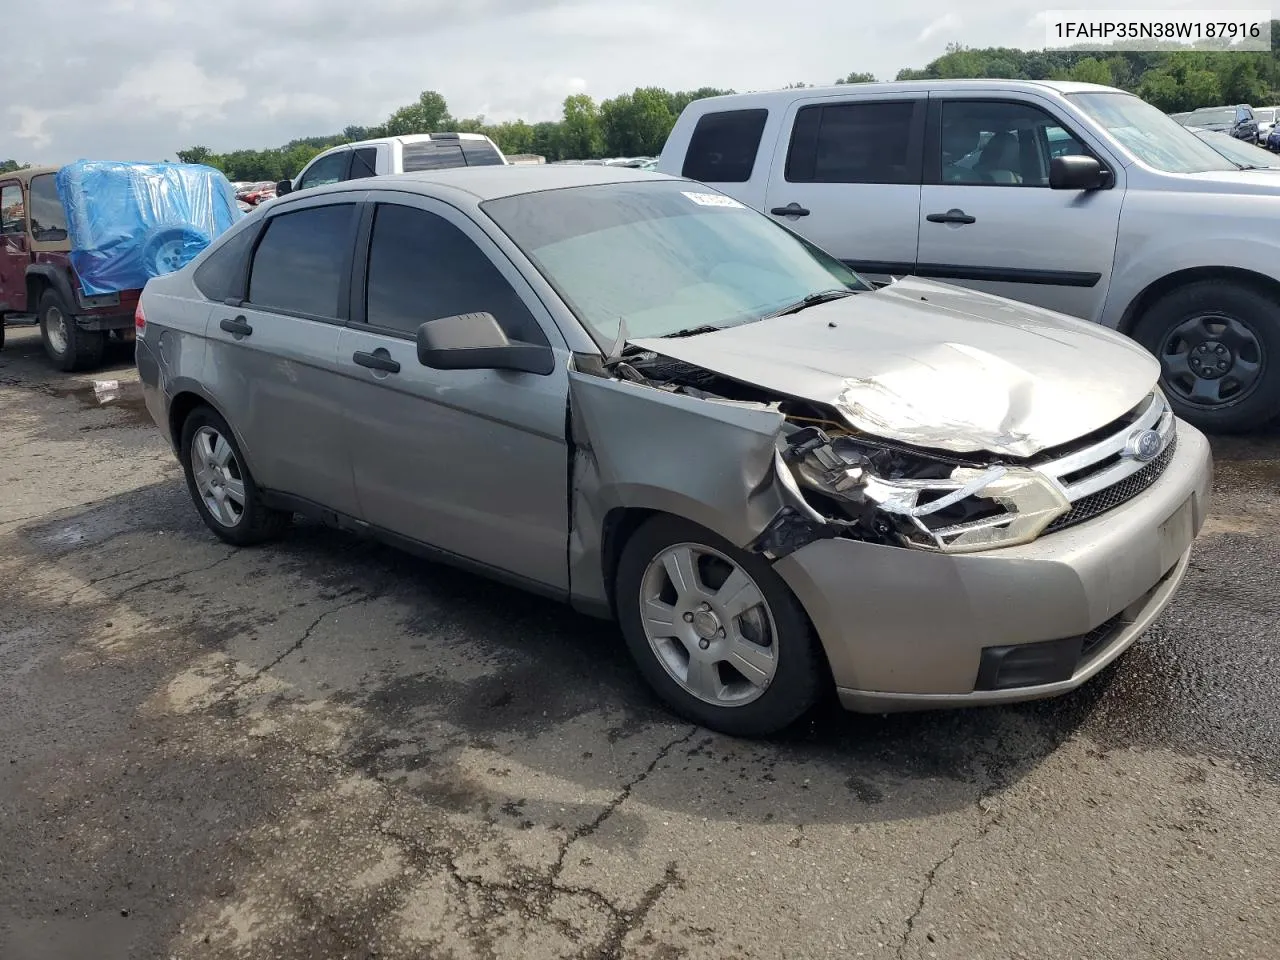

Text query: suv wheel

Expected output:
[38,289,105,372]
[1134,279,1280,433]
[614,515,825,737]
[179,406,291,546]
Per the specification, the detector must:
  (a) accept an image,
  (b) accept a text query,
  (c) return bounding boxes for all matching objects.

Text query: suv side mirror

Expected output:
[1049,155,1110,190]
[275,179,293,196]
[417,312,554,375]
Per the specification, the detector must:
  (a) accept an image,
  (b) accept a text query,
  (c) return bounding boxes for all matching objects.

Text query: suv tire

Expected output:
[1133,279,1280,433]
[38,289,105,372]
[179,406,291,546]
[614,515,825,737]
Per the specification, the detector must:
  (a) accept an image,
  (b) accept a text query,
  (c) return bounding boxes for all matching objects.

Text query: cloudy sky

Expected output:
[4,0,1213,164]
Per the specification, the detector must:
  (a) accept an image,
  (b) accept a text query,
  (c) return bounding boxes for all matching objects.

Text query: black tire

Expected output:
[614,515,825,737]
[1132,279,1280,434]
[39,289,105,372]
[179,405,291,546]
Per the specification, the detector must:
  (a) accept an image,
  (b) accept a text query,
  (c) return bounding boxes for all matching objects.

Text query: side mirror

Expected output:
[1049,155,1110,190]
[416,312,554,376]
[275,179,293,196]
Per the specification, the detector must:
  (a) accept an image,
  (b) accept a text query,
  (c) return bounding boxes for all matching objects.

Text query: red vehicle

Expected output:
[0,166,138,369]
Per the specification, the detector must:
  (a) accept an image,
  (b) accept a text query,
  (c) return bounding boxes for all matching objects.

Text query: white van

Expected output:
[278,132,506,196]
[657,80,1280,432]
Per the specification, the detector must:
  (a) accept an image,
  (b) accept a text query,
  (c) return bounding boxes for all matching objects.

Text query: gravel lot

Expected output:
[2,323,1279,960]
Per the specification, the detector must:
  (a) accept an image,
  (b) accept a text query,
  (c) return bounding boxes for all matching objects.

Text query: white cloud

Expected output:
[917,12,962,44]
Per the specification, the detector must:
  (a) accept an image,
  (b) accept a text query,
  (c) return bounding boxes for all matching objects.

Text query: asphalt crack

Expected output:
[100,551,237,602]
[551,726,700,881]
[245,587,371,682]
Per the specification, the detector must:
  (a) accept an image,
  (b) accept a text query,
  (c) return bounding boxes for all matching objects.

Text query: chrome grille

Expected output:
[1033,390,1177,536]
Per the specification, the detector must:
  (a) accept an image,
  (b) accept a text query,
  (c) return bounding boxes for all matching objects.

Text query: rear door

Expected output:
[0,180,28,312]
[915,95,1123,320]
[294,148,351,192]
[763,94,925,282]
[334,196,571,590]
[204,194,362,515]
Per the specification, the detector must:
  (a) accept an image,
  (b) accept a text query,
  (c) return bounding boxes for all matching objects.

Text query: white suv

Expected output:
[658,80,1280,432]
[278,132,506,196]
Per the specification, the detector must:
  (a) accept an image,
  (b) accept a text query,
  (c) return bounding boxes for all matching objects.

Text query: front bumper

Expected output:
[774,419,1212,712]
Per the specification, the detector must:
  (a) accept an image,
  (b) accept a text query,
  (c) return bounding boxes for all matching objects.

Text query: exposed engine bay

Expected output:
[606,349,1072,559]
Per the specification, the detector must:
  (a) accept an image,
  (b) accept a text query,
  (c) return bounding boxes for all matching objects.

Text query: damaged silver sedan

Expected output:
[136,166,1213,736]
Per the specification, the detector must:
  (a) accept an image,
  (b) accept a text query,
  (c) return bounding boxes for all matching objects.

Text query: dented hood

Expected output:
[629,276,1159,458]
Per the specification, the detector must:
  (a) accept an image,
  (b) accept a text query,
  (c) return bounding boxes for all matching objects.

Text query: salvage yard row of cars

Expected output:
[5,78,1276,735]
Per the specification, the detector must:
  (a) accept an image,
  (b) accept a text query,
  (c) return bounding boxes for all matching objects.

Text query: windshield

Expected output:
[482,180,868,345]
[1069,92,1237,174]
[1185,107,1236,128]
[1194,129,1280,169]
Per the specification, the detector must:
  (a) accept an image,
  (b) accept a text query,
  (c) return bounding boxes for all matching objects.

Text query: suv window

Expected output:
[349,147,378,179]
[193,223,259,301]
[248,204,356,318]
[28,175,68,241]
[461,140,504,166]
[681,109,768,183]
[939,101,1089,186]
[365,203,544,344]
[402,142,465,172]
[1,184,24,235]
[297,150,349,190]
[786,101,917,184]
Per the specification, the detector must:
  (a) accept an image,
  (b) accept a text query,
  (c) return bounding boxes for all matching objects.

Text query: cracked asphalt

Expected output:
[2,324,1279,960]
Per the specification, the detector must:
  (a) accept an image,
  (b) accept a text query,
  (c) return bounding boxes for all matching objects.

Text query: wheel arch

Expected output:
[167,387,262,479]
[1117,266,1280,337]
[26,265,77,312]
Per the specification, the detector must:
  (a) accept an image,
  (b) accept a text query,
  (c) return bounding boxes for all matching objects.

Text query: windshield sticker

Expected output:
[681,191,744,208]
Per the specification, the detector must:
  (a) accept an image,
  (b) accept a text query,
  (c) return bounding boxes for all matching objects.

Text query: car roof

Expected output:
[346,132,497,148]
[677,78,1126,111]
[1,165,59,184]
[295,164,679,205]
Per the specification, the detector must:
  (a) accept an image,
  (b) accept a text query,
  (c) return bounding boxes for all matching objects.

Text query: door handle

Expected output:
[769,202,810,217]
[926,209,976,225]
[352,350,400,374]
[219,315,253,336]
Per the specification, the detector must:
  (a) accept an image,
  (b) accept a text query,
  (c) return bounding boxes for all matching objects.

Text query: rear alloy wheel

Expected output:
[39,289,105,372]
[179,406,290,546]
[1134,280,1280,433]
[616,516,824,737]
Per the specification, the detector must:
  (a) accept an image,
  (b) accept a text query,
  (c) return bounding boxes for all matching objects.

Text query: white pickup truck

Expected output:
[658,80,1280,432]
[278,132,506,197]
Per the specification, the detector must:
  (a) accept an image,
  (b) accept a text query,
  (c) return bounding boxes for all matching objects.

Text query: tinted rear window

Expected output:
[29,174,68,241]
[402,142,466,171]
[462,140,504,166]
[248,204,356,318]
[786,101,917,184]
[193,223,258,301]
[681,110,768,182]
[349,147,378,178]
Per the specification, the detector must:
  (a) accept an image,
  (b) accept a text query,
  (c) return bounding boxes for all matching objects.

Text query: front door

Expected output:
[335,196,571,591]
[205,196,362,515]
[0,180,29,312]
[763,94,925,282]
[915,96,1124,321]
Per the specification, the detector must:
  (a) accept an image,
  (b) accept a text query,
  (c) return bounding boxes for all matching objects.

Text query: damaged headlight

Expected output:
[784,429,1070,553]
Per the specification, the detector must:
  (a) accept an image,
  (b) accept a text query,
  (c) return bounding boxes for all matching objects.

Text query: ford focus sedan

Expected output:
[135,166,1212,737]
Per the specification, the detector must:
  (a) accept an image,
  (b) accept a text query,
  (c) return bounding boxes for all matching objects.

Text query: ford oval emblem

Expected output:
[1125,428,1162,463]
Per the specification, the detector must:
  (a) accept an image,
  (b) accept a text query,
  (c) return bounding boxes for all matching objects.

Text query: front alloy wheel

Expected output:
[639,542,779,707]
[616,516,824,737]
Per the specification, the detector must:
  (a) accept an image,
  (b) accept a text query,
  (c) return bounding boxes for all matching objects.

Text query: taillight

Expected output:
[134,301,146,337]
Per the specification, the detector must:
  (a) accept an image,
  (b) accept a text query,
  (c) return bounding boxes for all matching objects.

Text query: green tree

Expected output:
[176,146,214,165]
[0,159,29,173]
[600,87,675,155]
[1068,57,1113,85]
[560,94,604,159]
[836,72,876,84]
[382,90,451,136]
[490,120,534,156]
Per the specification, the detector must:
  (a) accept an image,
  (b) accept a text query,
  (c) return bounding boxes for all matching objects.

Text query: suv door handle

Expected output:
[352,350,400,374]
[219,316,253,336]
[926,209,976,225]
[770,203,810,217]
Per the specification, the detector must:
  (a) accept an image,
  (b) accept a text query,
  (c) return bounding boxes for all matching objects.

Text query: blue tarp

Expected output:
[56,160,242,296]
